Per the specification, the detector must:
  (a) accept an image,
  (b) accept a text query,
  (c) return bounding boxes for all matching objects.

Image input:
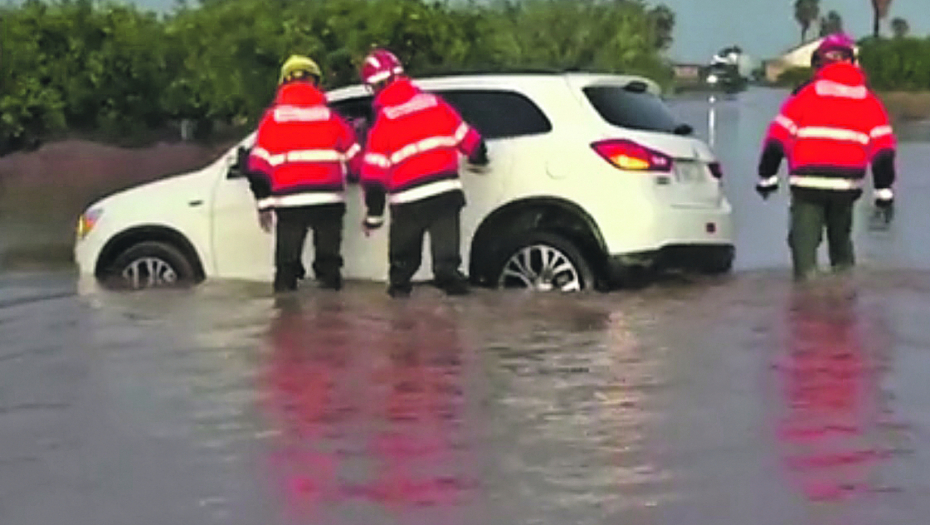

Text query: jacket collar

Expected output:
[274,81,326,106]
[373,78,419,110]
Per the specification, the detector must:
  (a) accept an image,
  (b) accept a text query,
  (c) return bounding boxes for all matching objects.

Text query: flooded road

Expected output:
[3,87,930,524]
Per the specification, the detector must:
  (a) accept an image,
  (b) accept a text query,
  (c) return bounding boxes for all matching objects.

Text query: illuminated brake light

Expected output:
[613,154,650,170]
[590,139,672,172]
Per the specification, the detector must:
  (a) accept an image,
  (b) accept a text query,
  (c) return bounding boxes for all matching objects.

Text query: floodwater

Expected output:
[3,87,930,525]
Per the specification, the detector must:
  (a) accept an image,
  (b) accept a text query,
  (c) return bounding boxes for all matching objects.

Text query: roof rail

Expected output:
[413,66,562,78]
[411,66,619,79]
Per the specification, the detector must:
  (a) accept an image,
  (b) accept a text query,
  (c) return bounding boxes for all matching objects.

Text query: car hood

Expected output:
[88,163,219,214]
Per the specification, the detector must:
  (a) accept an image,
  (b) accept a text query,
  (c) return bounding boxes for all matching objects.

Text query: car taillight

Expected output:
[590,139,672,172]
[708,161,723,179]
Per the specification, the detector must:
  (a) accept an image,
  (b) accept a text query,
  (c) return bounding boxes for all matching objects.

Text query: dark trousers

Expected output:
[388,191,466,287]
[274,204,344,291]
[788,192,856,281]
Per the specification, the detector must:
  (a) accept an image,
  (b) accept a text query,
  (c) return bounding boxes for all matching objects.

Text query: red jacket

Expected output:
[360,79,483,215]
[248,82,362,210]
[758,63,896,199]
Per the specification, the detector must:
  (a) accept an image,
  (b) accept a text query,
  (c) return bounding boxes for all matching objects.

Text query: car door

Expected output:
[209,134,275,282]
[320,95,397,282]
[433,89,548,269]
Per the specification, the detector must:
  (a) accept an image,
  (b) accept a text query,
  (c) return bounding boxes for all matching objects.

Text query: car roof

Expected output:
[325,70,661,102]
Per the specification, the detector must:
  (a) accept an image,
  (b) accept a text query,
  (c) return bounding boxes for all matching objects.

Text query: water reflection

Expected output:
[368,304,476,510]
[259,296,476,522]
[775,282,892,502]
[261,297,347,520]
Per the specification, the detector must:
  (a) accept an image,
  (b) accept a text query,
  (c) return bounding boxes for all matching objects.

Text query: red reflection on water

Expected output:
[365,309,476,512]
[776,287,888,502]
[259,299,476,519]
[260,299,348,519]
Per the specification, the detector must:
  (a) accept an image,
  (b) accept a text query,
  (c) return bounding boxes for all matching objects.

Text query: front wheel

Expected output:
[104,241,196,290]
[494,231,595,292]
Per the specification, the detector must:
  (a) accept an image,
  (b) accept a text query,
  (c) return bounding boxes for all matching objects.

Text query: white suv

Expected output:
[73,71,734,292]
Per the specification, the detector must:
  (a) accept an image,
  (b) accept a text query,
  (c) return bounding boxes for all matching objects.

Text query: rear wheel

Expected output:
[104,241,196,290]
[494,231,595,292]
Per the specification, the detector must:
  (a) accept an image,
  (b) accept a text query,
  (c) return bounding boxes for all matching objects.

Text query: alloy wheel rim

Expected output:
[121,257,178,289]
[498,244,582,292]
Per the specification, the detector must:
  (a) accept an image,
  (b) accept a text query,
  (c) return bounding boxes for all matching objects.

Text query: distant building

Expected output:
[672,63,702,81]
[763,37,860,82]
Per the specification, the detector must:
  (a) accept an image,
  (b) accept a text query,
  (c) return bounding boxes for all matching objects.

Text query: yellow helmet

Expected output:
[279,55,322,85]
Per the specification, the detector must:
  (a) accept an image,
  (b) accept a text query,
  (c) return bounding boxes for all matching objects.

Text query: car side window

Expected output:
[330,96,374,146]
[432,89,552,140]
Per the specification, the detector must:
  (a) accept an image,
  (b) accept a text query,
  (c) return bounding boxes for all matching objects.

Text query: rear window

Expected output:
[434,89,552,140]
[583,85,679,133]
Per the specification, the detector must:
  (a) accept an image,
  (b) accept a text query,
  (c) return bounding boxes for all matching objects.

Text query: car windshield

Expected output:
[583,84,680,133]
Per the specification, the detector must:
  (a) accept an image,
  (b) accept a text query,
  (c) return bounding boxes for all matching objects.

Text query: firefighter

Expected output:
[247,55,362,293]
[756,34,896,282]
[357,49,489,298]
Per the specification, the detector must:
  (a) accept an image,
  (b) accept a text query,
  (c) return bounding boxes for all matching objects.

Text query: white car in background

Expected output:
[74,70,735,292]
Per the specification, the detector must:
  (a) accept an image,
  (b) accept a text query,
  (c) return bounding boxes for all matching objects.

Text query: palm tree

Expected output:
[819,10,843,37]
[794,0,821,43]
[891,17,909,38]
[648,5,675,51]
[871,0,893,37]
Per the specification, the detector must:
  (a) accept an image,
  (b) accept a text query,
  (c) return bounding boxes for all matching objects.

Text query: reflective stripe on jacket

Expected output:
[360,79,482,207]
[248,82,361,210]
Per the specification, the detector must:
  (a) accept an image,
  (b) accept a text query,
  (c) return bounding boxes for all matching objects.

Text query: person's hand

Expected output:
[466,141,489,173]
[465,161,490,174]
[755,176,778,200]
[362,215,383,237]
[258,209,274,232]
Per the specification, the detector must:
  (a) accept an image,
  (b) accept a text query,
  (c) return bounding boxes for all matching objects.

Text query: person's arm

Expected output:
[866,96,897,204]
[246,113,276,212]
[359,114,390,229]
[443,101,488,166]
[756,92,802,196]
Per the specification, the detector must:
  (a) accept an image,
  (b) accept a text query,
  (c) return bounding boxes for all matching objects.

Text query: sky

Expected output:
[13,0,927,65]
[653,0,927,63]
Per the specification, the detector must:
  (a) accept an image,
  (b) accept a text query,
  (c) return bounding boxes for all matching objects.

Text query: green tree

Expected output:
[857,36,930,91]
[819,10,843,36]
[794,0,821,43]
[871,0,893,37]
[891,17,909,38]
[0,1,67,153]
[0,0,677,154]
[648,5,675,51]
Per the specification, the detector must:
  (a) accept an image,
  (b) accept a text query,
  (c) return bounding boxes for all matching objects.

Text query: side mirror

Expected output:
[227,146,249,179]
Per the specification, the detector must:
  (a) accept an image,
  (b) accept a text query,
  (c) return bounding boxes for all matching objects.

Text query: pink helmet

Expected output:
[360,49,404,87]
[817,32,856,59]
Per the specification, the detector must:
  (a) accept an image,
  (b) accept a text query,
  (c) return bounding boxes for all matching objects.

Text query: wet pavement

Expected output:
[3,87,930,524]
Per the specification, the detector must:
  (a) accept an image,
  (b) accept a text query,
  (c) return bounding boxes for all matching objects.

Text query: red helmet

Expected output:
[815,33,856,66]
[360,49,404,87]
